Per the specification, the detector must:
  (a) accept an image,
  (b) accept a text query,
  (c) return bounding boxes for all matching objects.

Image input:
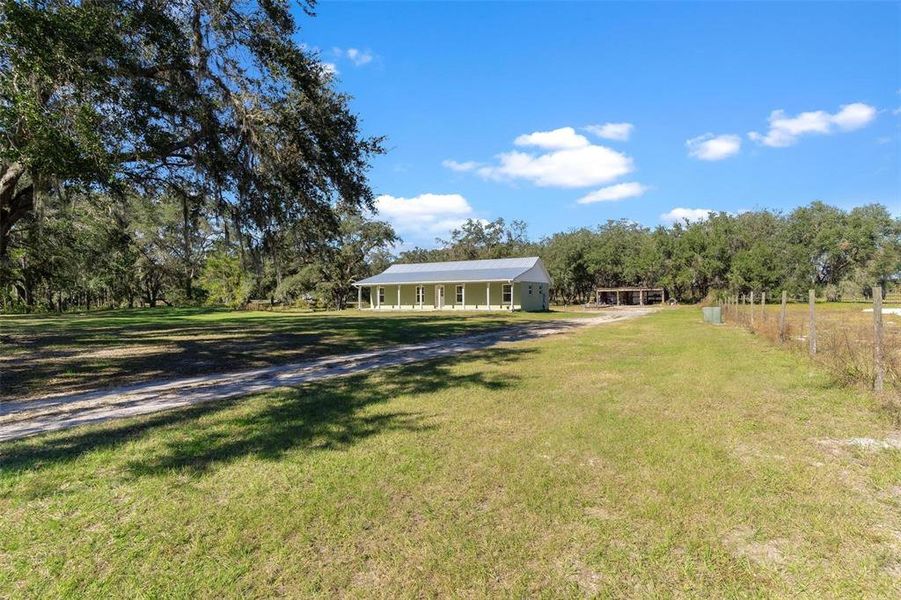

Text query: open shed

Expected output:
[596,287,665,306]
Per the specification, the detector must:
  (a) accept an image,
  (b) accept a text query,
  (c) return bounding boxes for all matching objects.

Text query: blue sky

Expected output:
[301,1,900,248]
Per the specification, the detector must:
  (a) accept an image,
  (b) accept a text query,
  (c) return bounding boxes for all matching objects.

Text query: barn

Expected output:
[354,257,552,311]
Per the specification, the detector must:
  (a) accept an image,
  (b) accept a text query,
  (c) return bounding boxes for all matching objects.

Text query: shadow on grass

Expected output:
[1,346,533,481]
[3,308,526,401]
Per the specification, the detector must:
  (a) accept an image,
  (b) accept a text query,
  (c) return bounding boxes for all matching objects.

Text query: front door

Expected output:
[435,285,445,309]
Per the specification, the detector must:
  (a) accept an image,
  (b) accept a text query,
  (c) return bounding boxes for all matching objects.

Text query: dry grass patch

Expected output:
[725,301,901,414]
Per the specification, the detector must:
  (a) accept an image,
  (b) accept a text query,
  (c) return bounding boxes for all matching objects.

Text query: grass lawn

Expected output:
[0,306,588,401]
[1,308,899,596]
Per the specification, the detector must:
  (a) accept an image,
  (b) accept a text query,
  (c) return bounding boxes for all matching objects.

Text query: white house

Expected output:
[354,257,552,311]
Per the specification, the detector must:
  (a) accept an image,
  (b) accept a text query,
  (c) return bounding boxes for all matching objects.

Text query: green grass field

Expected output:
[1,308,899,596]
[0,307,588,401]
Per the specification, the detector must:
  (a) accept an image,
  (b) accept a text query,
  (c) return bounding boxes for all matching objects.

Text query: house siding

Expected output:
[518,281,548,311]
[369,282,544,311]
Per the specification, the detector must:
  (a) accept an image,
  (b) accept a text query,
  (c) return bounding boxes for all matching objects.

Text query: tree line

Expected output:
[7,195,896,312]
[399,203,900,306]
[2,191,398,311]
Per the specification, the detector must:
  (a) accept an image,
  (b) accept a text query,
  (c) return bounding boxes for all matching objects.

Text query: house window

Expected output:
[377,287,385,304]
[455,285,464,303]
[528,284,533,295]
[502,284,512,303]
[416,286,424,304]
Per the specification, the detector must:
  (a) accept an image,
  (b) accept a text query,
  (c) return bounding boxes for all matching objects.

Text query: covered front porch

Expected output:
[356,281,517,311]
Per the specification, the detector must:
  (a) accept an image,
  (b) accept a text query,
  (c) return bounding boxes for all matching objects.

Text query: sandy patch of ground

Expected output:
[583,505,616,520]
[817,433,901,454]
[564,557,607,595]
[722,526,788,568]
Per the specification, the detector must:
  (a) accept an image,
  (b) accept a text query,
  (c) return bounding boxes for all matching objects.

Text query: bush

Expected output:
[199,251,253,309]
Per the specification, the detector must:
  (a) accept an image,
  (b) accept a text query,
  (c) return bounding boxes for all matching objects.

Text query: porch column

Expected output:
[376,287,381,309]
[357,286,362,310]
[397,285,401,309]
[462,283,466,309]
[616,291,620,306]
[419,284,423,309]
[510,282,514,311]
[640,290,644,306]
[486,283,490,310]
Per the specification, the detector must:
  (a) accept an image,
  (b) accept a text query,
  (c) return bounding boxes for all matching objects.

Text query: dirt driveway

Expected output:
[0,309,652,442]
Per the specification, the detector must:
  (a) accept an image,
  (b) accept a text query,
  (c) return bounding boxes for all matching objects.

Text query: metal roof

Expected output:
[354,257,551,286]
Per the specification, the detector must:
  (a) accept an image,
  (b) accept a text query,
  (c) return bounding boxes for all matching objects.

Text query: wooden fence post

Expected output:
[873,285,884,393]
[779,290,787,342]
[749,291,755,328]
[808,289,817,355]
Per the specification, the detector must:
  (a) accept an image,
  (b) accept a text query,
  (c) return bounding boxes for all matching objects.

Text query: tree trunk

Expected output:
[0,163,33,265]
[22,265,33,310]
[232,208,246,266]
[181,192,194,300]
[273,243,283,288]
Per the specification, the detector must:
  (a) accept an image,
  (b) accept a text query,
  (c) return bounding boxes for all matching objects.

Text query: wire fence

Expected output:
[721,290,900,416]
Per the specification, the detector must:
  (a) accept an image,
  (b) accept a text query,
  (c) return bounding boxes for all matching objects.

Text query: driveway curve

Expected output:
[1,309,652,442]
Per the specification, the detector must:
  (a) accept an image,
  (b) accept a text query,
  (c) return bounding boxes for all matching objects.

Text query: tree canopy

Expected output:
[1,0,384,304]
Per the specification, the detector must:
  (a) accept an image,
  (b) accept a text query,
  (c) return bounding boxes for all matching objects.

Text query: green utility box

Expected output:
[702,306,723,324]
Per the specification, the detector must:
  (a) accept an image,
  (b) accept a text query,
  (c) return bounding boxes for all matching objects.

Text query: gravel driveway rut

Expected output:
[1,309,652,442]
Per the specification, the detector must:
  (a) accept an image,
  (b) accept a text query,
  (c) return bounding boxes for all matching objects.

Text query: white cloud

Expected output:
[831,103,877,130]
[477,145,633,188]
[585,122,634,141]
[374,193,474,240]
[448,126,636,188]
[686,133,742,161]
[749,102,877,147]
[514,127,589,149]
[577,182,648,204]
[332,47,375,67]
[319,62,338,77]
[660,207,714,224]
[346,48,373,66]
[441,160,481,172]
